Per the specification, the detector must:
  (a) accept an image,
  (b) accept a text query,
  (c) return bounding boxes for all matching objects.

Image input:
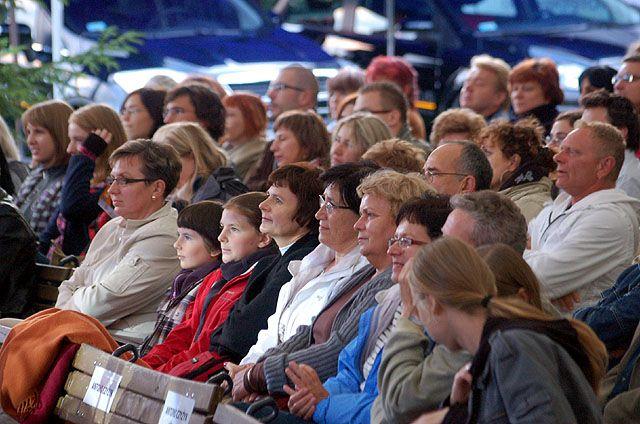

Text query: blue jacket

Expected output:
[313,307,381,424]
[574,263,640,353]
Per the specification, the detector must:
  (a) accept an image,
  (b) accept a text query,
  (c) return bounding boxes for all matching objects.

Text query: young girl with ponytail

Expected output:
[408,237,607,423]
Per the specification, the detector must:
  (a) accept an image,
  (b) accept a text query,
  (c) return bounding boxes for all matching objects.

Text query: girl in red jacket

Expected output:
[142,192,275,379]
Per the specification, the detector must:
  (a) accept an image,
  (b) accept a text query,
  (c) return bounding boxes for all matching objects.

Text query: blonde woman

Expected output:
[40,103,127,258]
[153,122,248,207]
[0,115,28,195]
[16,100,73,235]
[407,237,606,423]
[330,112,391,166]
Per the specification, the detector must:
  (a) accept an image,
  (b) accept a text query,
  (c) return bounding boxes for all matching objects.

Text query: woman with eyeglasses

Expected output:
[55,139,182,345]
[39,104,127,261]
[478,118,555,222]
[238,163,376,366]
[119,88,166,140]
[509,58,563,136]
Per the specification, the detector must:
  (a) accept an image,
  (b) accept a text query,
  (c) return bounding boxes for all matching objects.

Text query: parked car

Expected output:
[273,0,640,112]
[13,0,340,115]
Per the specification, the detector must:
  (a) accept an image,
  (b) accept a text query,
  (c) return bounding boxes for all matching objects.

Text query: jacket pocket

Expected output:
[100,255,149,294]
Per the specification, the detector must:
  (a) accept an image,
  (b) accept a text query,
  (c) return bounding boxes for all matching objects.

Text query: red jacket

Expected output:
[142,265,253,379]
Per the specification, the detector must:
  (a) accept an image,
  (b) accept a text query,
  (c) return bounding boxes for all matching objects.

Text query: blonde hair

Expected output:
[21,100,73,167]
[575,120,625,182]
[409,237,608,392]
[332,112,391,152]
[430,108,486,147]
[153,121,227,180]
[69,104,127,182]
[0,115,20,161]
[356,169,434,218]
[470,54,511,109]
[362,138,426,173]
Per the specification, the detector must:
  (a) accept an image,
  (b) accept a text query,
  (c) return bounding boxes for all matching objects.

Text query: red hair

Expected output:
[509,58,564,106]
[223,92,268,139]
[365,56,418,103]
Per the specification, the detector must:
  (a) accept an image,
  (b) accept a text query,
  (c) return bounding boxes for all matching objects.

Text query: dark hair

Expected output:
[581,90,640,152]
[165,84,225,141]
[273,109,330,168]
[509,58,564,106]
[327,67,365,95]
[478,118,556,176]
[319,162,380,215]
[224,191,269,232]
[579,66,617,94]
[396,194,452,239]
[109,139,182,197]
[268,162,323,231]
[446,141,493,191]
[177,201,223,253]
[122,88,166,138]
[555,110,583,126]
[359,81,409,124]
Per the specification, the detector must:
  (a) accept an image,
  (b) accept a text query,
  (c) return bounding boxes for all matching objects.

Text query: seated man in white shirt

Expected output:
[525,120,640,313]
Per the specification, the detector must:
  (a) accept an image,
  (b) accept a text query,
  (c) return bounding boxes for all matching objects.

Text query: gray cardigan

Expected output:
[260,266,393,394]
[470,329,602,423]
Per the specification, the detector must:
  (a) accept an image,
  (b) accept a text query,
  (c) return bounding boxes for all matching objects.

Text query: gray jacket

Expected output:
[471,329,601,423]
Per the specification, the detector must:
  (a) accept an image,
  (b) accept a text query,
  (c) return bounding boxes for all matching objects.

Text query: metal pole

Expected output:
[51,0,63,99]
[385,0,395,56]
[8,1,18,63]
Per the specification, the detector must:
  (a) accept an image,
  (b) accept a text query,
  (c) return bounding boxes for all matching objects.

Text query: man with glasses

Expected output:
[354,82,430,153]
[614,54,640,111]
[422,141,492,195]
[267,64,318,120]
[163,84,225,141]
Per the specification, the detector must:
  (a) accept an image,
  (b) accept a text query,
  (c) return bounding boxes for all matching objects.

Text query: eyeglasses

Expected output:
[545,132,568,146]
[106,176,152,186]
[388,236,427,249]
[424,170,467,182]
[163,107,193,118]
[120,107,144,117]
[319,194,351,214]
[268,82,305,92]
[612,73,640,84]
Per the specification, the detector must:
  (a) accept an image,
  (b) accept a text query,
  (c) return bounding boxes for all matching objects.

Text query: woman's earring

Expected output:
[152,195,157,200]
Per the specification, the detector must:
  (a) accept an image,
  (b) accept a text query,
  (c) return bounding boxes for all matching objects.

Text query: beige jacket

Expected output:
[56,202,180,345]
[224,137,267,181]
[500,177,553,223]
[371,317,472,424]
[601,323,640,423]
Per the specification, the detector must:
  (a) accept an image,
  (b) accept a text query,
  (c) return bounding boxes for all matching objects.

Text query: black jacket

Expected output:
[210,231,319,362]
[0,188,37,317]
[192,167,249,204]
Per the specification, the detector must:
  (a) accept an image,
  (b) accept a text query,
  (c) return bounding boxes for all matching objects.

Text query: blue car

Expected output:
[274,0,640,111]
[16,0,340,113]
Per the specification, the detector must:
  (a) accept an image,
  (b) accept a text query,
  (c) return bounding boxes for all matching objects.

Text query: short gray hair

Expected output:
[445,140,493,191]
[450,190,527,254]
[109,139,182,198]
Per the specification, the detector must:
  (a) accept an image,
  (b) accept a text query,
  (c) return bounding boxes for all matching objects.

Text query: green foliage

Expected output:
[0,25,142,123]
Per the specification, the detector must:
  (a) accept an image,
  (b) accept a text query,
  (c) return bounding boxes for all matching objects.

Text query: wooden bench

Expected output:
[28,264,74,314]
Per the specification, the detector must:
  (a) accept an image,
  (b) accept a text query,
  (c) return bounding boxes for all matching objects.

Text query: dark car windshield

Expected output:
[449,0,640,32]
[64,0,265,36]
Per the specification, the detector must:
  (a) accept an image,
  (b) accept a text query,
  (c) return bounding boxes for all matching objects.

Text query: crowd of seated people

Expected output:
[3,47,640,424]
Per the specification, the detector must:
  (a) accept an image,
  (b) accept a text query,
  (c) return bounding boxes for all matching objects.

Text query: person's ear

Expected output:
[460,175,476,193]
[210,248,222,258]
[516,287,531,304]
[257,233,272,249]
[151,179,165,200]
[619,126,629,146]
[596,156,616,180]
[509,153,521,171]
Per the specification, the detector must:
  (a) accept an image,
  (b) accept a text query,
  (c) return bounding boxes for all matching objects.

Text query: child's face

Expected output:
[218,207,268,263]
[174,227,216,270]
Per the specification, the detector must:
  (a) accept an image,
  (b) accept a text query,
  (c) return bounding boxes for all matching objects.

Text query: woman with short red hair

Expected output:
[509,58,564,135]
[365,55,427,140]
[222,93,268,181]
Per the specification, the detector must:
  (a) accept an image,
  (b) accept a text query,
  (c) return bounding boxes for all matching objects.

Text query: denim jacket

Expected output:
[574,263,640,353]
